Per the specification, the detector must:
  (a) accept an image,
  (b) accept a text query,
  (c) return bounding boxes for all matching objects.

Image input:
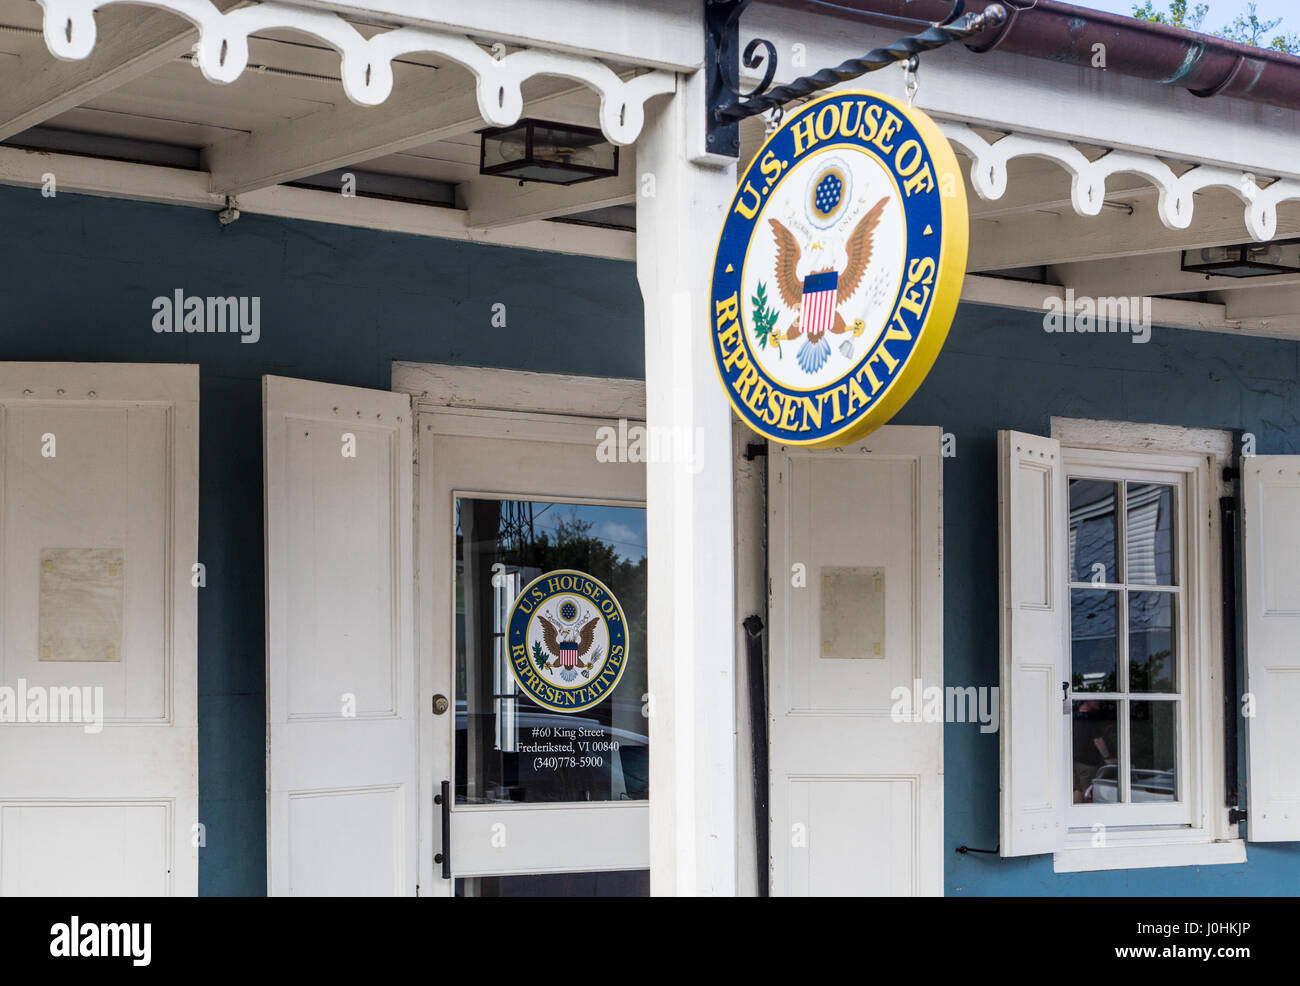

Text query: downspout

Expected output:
[1221,455,1248,827]
[741,441,771,896]
[742,613,768,894]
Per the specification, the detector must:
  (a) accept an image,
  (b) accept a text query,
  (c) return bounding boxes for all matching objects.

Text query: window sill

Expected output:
[1053,838,1246,874]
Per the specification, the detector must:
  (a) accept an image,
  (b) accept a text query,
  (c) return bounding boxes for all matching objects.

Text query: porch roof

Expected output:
[2,0,1299,339]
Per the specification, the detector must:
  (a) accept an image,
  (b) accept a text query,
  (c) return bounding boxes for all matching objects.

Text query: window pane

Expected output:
[1072,700,1119,803]
[1070,588,1119,692]
[1130,701,1178,802]
[1069,479,1118,583]
[1129,591,1176,693]
[1126,483,1175,586]
[454,498,648,806]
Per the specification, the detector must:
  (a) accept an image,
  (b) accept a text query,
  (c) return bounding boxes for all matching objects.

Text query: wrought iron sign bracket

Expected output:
[704,0,1007,158]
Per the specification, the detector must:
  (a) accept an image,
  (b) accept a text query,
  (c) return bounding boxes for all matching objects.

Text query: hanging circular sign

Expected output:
[506,569,629,713]
[710,89,968,447]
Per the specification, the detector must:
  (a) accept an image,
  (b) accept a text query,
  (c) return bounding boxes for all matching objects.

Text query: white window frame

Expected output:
[1062,452,1193,830]
[1049,418,1244,873]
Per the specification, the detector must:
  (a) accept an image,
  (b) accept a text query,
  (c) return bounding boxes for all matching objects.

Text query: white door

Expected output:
[0,363,199,895]
[768,427,944,896]
[418,407,649,896]
[263,375,418,896]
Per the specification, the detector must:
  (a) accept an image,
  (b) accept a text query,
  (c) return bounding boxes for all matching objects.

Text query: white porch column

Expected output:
[636,79,739,896]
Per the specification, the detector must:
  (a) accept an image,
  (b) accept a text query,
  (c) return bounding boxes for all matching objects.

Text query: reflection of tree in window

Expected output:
[455,498,648,806]
[490,510,648,676]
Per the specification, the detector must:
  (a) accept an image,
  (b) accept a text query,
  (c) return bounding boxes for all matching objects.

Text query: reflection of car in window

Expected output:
[1083,765,1175,803]
[456,699,649,801]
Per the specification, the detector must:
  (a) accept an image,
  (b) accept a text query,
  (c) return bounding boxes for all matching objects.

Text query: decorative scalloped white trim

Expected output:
[38,0,1292,243]
[35,0,676,145]
[941,122,1300,242]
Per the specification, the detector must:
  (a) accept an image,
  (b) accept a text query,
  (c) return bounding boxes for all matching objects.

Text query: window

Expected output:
[1065,463,1189,829]
[998,420,1292,870]
[1050,430,1238,870]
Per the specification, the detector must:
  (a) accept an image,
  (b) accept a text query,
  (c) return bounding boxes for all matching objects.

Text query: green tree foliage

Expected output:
[518,513,648,689]
[1131,0,1208,30]
[1132,1,1300,53]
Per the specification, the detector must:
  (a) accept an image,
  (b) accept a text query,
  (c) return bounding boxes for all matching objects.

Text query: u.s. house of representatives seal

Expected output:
[506,569,629,713]
[710,89,968,448]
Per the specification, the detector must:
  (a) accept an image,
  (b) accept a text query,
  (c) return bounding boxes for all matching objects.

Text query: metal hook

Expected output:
[763,102,784,134]
[903,54,919,106]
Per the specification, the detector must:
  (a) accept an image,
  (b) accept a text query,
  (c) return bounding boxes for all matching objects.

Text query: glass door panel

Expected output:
[454,497,648,807]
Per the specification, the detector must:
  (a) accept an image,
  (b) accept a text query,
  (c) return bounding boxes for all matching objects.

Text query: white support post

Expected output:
[636,78,738,897]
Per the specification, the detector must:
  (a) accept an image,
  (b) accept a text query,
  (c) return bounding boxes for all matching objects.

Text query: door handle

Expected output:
[434,779,451,879]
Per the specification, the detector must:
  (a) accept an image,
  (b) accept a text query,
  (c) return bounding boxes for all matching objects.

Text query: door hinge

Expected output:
[1229,807,1247,824]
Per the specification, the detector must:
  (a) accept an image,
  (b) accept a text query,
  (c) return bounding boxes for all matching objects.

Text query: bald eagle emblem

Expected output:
[536,604,602,683]
[767,195,889,374]
[507,569,630,713]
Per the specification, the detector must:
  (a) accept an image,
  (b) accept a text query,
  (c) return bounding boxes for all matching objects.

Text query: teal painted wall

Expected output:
[1,184,1296,894]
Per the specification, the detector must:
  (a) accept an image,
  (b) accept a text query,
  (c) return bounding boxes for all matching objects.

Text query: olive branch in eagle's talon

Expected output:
[531,640,548,674]
[751,281,782,355]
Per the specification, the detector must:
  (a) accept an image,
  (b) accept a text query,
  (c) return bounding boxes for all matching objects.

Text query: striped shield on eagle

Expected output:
[768,195,889,374]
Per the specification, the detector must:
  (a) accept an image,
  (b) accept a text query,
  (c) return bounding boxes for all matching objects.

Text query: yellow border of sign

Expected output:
[710,89,968,449]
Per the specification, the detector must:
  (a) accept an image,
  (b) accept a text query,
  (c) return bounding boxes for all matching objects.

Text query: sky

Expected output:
[1077,0,1300,33]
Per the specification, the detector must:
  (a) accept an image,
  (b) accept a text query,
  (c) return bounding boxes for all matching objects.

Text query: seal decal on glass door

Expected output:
[506,569,628,713]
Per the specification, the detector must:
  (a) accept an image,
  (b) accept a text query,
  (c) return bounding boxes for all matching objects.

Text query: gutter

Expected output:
[768,0,1300,113]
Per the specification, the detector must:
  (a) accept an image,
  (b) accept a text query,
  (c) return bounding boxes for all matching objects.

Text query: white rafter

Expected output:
[463,169,635,230]
[1052,255,1300,300]
[0,143,637,259]
[1,0,242,142]
[204,81,593,195]
[942,122,1300,244]
[34,0,676,144]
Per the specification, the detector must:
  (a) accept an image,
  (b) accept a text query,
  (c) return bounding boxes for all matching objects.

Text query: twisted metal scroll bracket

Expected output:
[704,0,1007,156]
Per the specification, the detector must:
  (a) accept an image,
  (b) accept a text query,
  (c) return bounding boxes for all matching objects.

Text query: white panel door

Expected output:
[768,427,943,896]
[1241,455,1300,842]
[0,363,198,895]
[418,408,649,895]
[264,376,417,896]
